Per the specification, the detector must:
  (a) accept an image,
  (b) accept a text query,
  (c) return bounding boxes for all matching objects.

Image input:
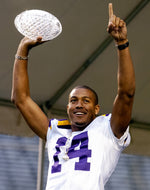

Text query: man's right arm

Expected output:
[11,37,49,140]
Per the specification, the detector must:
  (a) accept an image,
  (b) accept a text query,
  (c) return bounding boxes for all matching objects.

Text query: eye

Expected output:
[70,99,77,103]
[83,99,90,103]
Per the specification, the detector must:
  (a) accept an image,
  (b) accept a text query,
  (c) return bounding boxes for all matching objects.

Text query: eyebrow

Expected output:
[70,96,91,99]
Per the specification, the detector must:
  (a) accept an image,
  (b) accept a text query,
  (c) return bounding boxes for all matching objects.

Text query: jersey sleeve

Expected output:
[46,118,58,144]
[106,114,131,150]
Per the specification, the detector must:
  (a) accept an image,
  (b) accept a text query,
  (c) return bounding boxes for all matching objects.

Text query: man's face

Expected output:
[67,88,100,131]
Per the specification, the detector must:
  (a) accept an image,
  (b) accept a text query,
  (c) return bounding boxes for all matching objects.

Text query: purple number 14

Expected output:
[51,131,91,173]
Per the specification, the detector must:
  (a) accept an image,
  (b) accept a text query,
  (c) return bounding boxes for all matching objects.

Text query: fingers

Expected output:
[36,36,43,42]
[107,3,127,41]
[20,36,44,50]
[108,16,125,33]
[119,19,126,28]
[108,3,125,32]
[115,17,126,29]
[115,17,120,28]
[108,3,113,19]
[23,36,43,43]
[108,3,115,28]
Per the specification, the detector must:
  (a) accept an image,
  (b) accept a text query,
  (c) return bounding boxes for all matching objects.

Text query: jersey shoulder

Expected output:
[49,118,71,129]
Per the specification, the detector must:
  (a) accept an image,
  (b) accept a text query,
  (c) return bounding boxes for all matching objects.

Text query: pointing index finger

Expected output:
[109,3,113,19]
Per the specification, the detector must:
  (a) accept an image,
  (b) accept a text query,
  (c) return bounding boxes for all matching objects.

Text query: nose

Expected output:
[76,100,83,108]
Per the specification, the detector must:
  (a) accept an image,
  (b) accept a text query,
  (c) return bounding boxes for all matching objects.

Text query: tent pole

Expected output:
[36,138,45,190]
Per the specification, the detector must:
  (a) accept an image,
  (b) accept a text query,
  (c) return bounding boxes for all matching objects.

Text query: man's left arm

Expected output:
[107,3,136,138]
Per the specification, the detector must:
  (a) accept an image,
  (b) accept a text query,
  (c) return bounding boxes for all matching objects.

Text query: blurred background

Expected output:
[0,0,150,189]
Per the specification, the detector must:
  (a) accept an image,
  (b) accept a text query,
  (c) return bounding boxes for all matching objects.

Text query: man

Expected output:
[11,3,135,190]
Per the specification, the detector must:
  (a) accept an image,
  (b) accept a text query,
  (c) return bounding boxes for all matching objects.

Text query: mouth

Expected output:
[74,111,86,116]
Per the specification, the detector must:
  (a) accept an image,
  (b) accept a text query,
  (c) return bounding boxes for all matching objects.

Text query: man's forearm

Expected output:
[11,43,30,105]
[117,45,135,98]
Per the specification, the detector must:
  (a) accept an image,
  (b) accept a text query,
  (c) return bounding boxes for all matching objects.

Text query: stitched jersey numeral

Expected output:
[51,131,91,173]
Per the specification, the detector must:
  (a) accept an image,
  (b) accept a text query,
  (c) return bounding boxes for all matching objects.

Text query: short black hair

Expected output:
[73,85,99,105]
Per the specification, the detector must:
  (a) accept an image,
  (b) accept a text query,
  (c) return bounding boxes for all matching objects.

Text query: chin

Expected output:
[71,120,90,131]
[74,121,89,128]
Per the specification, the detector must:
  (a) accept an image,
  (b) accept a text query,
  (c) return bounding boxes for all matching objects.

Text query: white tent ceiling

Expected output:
[0,0,150,156]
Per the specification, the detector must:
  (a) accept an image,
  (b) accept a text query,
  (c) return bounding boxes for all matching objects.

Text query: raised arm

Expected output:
[11,37,49,140]
[107,3,135,138]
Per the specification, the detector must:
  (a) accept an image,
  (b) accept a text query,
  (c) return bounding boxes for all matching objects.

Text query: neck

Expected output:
[71,123,89,132]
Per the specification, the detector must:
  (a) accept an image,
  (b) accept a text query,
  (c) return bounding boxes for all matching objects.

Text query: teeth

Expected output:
[76,112,84,115]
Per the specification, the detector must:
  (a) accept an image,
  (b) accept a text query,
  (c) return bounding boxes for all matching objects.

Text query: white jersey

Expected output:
[46,114,130,190]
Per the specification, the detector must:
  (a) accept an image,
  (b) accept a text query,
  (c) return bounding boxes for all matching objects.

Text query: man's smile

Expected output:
[73,111,87,116]
[75,112,85,115]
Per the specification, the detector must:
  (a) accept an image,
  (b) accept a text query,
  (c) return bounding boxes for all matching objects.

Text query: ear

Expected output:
[67,104,69,115]
[95,104,100,115]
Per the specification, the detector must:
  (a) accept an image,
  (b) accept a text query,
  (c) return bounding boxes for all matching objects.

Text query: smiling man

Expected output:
[11,3,135,190]
[67,86,100,131]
